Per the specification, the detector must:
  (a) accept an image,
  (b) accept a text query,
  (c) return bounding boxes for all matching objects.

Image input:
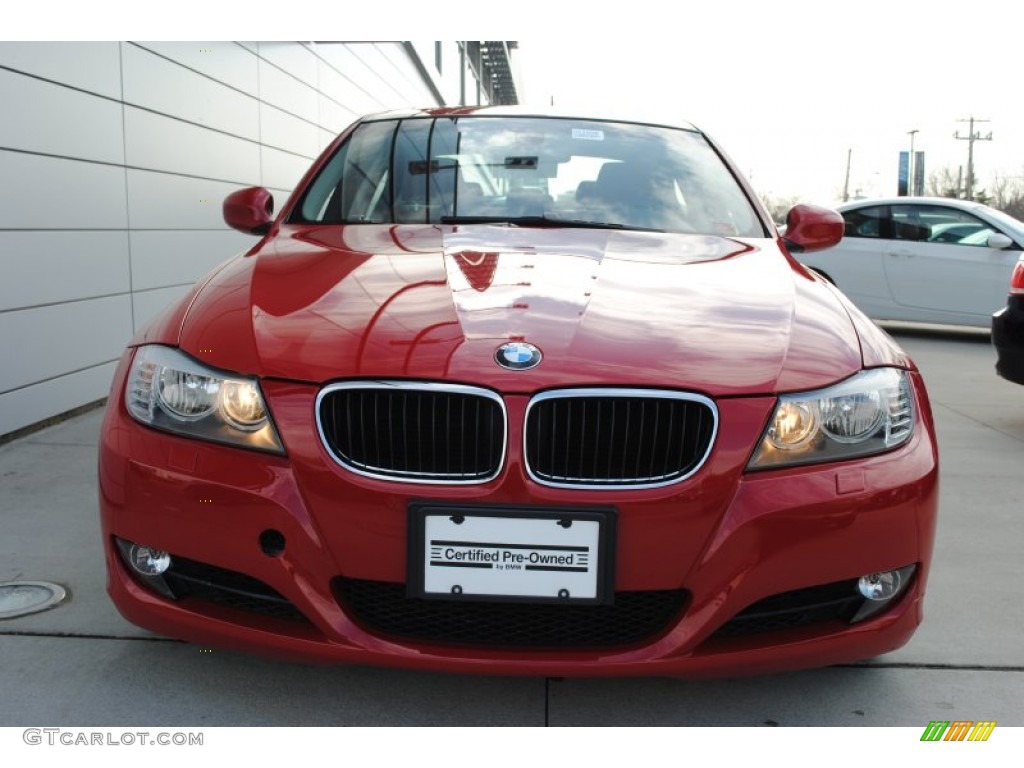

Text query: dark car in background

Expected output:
[993,254,1024,384]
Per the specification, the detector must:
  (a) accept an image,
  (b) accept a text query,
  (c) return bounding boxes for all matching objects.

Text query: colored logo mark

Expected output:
[920,720,997,742]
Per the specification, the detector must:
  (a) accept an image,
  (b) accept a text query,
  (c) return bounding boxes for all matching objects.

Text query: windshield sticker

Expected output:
[572,128,605,141]
[505,156,538,169]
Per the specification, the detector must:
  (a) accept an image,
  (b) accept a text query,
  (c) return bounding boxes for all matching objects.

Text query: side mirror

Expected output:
[782,204,844,253]
[987,232,1014,250]
[224,187,274,235]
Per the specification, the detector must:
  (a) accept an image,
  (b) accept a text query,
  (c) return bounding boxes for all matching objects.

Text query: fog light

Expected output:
[128,544,172,576]
[858,571,902,601]
[114,538,176,599]
[850,564,916,623]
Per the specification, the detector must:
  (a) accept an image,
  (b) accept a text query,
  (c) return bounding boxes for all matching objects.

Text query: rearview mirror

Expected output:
[782,204,844,253]
[224,187,274,235]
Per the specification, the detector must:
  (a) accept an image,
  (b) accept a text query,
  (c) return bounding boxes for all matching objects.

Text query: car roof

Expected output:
[835,196,1024,237]
[837,196,991,211]
[357,105,701,133]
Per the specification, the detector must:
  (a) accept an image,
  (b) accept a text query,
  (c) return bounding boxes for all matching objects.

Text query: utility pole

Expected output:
[954,117,992,201]
[842,148,852,202]
[907,130,918,196]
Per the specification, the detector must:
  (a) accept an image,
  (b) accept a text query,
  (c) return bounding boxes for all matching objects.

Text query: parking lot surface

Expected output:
[1,326,1021,726]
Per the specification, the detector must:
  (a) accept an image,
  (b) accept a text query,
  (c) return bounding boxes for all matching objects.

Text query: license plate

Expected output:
[408,506,615,605]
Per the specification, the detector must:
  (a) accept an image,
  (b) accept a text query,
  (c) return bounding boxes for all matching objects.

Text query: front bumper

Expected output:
[99,354,939,678]
[993,297,1024,385]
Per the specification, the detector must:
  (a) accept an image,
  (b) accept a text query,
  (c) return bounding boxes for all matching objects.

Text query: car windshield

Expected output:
[294,115,765,237]
[978,205,1024,240]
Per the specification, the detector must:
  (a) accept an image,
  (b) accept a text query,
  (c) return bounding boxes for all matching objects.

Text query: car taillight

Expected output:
[1011,260,1024,296]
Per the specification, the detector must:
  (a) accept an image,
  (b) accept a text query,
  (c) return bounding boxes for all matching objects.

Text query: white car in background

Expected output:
[797,197,1024,328]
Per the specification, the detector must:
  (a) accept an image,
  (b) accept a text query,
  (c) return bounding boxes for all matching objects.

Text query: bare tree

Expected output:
[760,193,801,225]
[923,164,1003,206]
[925,166,961,198]
[989,173,1024,220]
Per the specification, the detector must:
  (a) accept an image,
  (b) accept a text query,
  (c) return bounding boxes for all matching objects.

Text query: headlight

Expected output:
[748,368,914,470]
[125,345,284,453]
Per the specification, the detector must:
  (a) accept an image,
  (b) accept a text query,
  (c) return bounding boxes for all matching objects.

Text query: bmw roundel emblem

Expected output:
[495,342,542,371]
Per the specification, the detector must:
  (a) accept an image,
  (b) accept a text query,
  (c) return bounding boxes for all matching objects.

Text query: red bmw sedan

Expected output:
[98,107,938,677]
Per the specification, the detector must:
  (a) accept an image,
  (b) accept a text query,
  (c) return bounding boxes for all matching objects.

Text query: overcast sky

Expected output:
[17,0,1024,206]
[512,1,1024,204]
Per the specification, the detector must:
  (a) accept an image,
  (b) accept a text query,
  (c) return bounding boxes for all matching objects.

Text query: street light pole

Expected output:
[842,148,852,202]
[907,129,918,196]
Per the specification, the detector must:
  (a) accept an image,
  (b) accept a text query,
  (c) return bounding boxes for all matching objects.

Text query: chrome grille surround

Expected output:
[315,381,507,484]
[523,388,718,490]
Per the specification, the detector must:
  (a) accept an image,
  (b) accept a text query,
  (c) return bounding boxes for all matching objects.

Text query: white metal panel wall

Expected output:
[0,41,452,436]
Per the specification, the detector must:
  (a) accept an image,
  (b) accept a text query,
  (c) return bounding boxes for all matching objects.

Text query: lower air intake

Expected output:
[334,578,688,648]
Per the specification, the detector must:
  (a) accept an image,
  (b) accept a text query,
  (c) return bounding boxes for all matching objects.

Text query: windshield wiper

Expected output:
[440,215,663,232]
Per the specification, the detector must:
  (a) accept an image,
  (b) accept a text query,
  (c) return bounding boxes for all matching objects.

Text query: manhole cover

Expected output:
[0,581,67,619]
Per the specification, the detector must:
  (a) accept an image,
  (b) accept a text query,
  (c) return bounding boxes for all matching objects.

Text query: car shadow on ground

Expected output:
[879,321,992,344]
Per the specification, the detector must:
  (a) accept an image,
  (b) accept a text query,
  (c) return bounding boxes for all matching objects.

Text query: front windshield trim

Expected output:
[361,112,703,136]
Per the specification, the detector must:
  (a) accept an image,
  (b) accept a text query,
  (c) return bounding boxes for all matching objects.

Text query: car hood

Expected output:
[177,224,863,396]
